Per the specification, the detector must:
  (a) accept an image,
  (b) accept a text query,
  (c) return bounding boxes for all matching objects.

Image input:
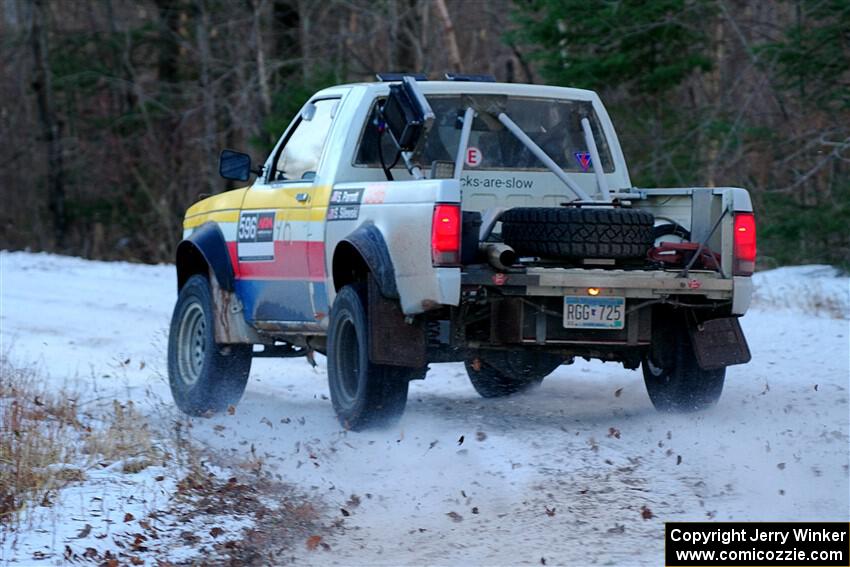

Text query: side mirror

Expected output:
[219,149,252,182]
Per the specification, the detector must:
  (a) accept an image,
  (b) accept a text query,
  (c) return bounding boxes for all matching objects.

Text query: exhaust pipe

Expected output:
[480,243,517,271]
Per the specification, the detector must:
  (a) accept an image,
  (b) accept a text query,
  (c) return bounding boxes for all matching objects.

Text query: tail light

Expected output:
[733,212,756,276]
[431,204,461,266]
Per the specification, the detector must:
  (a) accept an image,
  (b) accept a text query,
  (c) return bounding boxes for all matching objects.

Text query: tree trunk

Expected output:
[387,0,398,70]
[434,0,463,73]
[396,0,420,72]
[196,0,219,195]
[705,13,725,187]
[31,0,66,247]
[251,0,272,115]
[274,0,300,72]
[154,0,181,85]
[298,0,312,81]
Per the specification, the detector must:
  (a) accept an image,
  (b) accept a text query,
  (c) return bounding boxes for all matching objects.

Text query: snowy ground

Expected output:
[1,251,848,565]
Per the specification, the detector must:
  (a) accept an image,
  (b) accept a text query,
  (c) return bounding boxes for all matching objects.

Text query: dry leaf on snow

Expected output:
[306,535,323,550]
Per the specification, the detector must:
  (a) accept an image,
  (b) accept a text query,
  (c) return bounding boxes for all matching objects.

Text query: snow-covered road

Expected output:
[1,251,848,565]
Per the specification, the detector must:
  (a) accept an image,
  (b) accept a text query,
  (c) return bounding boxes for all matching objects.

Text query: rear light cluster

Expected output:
[431,204,461,266]
[733,212,756,276]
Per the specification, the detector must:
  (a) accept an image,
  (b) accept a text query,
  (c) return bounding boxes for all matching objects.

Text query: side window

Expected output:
[354,99,397,166]
[273,98,338,181]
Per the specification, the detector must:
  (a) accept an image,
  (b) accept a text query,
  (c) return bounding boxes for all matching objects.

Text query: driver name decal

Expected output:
[327,187,364,221]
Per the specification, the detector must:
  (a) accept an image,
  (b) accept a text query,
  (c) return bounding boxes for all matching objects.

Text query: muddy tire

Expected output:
[327,284,420,430]
[168,274,252,416]
[500,207,654,260]
[464,351,564,398]
[642,310,725,412]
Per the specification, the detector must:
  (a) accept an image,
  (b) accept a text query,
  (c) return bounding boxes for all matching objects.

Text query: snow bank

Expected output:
[752,265,849,319]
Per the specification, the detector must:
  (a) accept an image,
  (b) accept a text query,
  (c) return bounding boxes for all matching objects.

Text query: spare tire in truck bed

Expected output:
[501,207,655,260]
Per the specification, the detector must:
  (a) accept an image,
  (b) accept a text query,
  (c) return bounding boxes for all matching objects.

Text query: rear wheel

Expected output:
[327,284,421,430]
[464,351,564,398]
[168,274,252,416]
[642,311,725,412]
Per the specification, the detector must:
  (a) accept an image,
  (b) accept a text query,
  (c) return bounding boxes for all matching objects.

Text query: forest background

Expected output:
[1,0,847,268]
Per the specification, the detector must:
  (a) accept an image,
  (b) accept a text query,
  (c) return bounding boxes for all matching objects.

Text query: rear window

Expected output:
[354,95,614,173]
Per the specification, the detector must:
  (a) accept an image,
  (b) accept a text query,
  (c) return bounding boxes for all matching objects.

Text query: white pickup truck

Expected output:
[167,75,755,430]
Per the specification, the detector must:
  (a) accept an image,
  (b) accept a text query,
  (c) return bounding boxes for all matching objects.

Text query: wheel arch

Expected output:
[331,224,398,299]
[176,222,235,292]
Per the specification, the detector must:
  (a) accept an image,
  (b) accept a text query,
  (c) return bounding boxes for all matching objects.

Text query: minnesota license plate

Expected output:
[563,296,625,329]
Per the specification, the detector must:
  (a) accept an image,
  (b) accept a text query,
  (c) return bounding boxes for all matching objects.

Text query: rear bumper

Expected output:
[449,266,751,361]
[527,267,732,297]
[461,266,751,315]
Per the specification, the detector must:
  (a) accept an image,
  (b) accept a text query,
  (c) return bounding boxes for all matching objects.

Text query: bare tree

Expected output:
[434,0,463,72]
[30,0,66,247]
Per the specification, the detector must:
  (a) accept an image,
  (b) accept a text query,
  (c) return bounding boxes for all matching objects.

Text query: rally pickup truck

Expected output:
[167,74,754,430]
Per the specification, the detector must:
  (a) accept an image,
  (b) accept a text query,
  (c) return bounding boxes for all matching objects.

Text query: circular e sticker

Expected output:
[465,146,483,167]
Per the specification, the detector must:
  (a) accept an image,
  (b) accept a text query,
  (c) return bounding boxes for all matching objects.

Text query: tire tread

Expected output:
[501,207,655,260]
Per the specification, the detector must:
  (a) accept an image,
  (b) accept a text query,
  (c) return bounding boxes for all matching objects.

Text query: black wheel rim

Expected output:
[335,315,361,403]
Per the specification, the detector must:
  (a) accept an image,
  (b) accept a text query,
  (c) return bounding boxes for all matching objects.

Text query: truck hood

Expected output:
[184,188,249,220]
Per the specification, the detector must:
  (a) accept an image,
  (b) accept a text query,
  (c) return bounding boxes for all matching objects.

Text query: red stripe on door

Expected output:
[228,240,326,281]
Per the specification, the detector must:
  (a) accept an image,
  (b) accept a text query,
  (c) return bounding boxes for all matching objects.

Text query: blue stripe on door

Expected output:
[235,279,328,323]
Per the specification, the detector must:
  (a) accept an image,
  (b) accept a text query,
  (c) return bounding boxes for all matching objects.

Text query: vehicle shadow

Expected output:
[404,375,660,435]
[222,359,662,440]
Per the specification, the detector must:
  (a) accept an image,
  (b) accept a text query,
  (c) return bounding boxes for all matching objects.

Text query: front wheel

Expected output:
[642,313,725,412]
[327,284,422,430]
[464,351,564,398]
[168,274,252,416]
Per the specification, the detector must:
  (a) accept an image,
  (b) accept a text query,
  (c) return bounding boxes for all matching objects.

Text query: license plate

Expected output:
[563,296,625,329]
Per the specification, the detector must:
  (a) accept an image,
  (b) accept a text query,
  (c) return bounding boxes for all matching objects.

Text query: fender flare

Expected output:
[176,222,235,292]
[335,224,398,298]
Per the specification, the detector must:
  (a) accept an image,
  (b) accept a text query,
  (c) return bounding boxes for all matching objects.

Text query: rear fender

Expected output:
[334,224,398,298]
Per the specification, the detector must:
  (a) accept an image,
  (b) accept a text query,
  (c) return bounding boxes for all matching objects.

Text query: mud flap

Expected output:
[687,316,751,370]
[368,276,426,368]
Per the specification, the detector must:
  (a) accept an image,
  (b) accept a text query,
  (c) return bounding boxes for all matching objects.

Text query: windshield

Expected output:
[355,94,614,174]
